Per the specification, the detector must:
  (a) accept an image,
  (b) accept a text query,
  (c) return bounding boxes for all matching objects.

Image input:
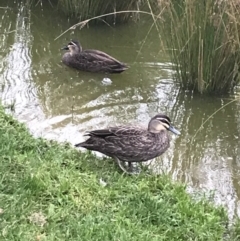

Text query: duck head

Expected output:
[61,40,82,53]
[148,114,180,135]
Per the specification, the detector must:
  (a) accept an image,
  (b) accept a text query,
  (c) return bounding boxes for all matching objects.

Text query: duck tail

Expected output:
[75,142,84,147]
[110,64,129,74]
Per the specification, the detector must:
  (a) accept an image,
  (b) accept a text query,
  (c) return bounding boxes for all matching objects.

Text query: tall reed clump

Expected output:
[57,0,141,23]
[157,0,240,94]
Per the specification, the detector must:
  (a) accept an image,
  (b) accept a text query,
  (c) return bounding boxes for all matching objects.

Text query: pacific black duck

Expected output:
[75,114,180,174]
[62,40,128,73]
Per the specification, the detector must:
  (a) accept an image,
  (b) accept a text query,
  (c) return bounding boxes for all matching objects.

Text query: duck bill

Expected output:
[61,46,69,50]
[169,125,181,135]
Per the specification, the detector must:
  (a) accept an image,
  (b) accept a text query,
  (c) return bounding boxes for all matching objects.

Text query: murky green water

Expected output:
[1,1,240,219]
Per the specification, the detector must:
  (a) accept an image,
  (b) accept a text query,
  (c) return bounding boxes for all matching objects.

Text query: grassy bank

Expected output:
[0,106,239,240]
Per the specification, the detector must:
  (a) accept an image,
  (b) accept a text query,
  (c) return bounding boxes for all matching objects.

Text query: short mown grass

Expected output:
[0,106,240,240]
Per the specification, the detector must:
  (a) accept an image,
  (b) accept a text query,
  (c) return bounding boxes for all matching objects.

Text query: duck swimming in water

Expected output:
[75,114,180,174]
[61,40,128,74]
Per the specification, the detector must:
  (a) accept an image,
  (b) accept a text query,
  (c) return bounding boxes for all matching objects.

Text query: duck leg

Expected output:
[114,157,140,175]
[114,157,130,174]
[128,162,142,174]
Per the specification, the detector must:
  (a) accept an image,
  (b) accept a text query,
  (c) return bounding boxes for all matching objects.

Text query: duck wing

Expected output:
[75,126,146,147]
[83,49,124,64]
[75,49,128,73]
[75,126,167,162]
[87,126,145,138]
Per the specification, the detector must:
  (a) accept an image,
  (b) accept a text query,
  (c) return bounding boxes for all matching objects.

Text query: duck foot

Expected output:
[114,158,141,175]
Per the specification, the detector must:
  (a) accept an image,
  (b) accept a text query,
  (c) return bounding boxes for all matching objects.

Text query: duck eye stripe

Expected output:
[157,118,170,125]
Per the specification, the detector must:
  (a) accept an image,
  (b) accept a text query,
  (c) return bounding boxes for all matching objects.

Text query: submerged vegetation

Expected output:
[157,0,240,94]
[0,106,239,240]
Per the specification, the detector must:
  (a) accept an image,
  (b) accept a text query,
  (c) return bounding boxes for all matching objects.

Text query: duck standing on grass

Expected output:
[61,40,128,74]
[75,114,180,174]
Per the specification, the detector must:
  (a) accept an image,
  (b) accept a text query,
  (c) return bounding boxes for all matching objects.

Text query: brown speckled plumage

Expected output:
[75,114,180,173]
[62,40,128,74]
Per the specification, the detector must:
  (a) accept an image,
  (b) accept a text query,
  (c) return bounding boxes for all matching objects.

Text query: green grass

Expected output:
[0,106,239,240]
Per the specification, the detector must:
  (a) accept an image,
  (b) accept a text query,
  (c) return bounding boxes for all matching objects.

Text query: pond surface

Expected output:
[1,1,240,219]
